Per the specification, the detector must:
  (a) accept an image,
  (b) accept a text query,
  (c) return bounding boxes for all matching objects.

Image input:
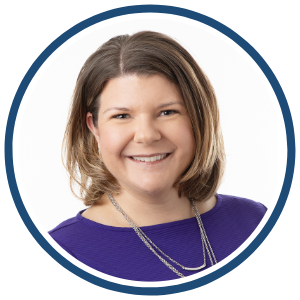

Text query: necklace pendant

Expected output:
[107,193,216,278]
[182,262,206,271]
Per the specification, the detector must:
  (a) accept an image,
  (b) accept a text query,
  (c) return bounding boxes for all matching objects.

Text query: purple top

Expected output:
[49,194,266,281]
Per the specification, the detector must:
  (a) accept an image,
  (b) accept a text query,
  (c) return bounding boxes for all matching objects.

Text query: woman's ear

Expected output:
[86,112,100,143]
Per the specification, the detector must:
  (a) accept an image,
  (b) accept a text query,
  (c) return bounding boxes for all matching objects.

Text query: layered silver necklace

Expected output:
[107,193,217,278]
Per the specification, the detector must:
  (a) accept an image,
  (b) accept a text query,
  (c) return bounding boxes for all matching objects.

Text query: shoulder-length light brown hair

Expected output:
[63,31,225,206]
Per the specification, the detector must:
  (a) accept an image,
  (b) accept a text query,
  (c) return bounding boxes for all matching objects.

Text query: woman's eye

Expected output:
[159,110,178,116]
[112,114,130,119]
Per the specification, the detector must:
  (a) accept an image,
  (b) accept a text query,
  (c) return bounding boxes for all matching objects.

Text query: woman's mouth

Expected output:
[129,153,171,163]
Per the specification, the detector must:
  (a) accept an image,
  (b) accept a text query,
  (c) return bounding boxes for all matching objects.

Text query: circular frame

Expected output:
[5,5,295,296]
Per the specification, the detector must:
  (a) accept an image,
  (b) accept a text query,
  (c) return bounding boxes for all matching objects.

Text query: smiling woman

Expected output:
[49,31,266,281]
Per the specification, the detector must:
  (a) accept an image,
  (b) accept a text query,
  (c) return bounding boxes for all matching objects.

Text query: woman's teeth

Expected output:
[131,154,167,162]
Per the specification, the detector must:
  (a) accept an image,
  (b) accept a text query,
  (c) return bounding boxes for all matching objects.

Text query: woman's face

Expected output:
[87,74,195,197]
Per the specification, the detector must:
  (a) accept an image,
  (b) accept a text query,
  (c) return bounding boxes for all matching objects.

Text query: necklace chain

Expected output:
[107,193,217,278]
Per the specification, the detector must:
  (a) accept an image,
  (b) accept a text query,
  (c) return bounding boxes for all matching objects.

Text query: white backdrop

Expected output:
[1,1,299,299]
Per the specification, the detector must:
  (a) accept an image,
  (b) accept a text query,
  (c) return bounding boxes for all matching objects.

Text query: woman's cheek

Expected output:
[99,127,128,159]
[172,118,195,155]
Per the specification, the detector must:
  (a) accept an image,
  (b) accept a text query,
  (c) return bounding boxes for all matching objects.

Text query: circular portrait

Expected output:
[11,8,288,291]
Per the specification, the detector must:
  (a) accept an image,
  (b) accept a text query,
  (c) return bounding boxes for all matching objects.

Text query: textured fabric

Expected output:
[49,194,267,281]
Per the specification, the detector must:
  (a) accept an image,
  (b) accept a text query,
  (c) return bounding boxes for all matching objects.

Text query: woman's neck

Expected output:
[82,188,217,228]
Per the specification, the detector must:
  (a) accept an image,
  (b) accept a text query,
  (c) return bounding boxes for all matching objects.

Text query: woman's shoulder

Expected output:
[212,193,267,227]
[48,212,85,246]
[218,194,267,214]
[49,215,80,234]
[218,194,267,212]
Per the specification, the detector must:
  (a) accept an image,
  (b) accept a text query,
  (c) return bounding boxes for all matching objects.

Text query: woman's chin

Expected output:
[129,181,172,197]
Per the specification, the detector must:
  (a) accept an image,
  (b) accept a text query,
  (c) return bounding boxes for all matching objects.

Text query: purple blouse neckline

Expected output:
[76,193,223,231]
[49,193,267,281]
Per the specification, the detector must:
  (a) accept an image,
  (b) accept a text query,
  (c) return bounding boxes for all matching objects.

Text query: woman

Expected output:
[49,31,266,281]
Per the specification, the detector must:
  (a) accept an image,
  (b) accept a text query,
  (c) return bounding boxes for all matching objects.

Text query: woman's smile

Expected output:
[87,74,195,195]
[129,153,170,163]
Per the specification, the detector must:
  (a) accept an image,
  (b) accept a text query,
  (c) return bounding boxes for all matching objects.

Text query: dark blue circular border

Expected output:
[5,5,295,296]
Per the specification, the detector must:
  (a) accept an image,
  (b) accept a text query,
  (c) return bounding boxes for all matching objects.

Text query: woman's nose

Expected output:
[133,117,161,145]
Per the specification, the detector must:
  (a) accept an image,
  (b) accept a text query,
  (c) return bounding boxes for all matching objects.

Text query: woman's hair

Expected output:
[63,31,226,206]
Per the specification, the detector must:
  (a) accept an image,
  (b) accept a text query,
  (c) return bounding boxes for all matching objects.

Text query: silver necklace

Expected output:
[107,193,217,278]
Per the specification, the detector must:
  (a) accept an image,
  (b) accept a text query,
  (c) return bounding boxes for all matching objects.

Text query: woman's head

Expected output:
[63,31,225,205]
[86,74,196,200]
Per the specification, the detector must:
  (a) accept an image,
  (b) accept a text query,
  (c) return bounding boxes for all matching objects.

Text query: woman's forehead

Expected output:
[99,74,184,110]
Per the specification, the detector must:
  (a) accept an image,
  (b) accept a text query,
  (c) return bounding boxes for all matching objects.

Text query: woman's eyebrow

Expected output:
[103,107,130,114]
[103,102,184,114]
[157,101,184,108]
